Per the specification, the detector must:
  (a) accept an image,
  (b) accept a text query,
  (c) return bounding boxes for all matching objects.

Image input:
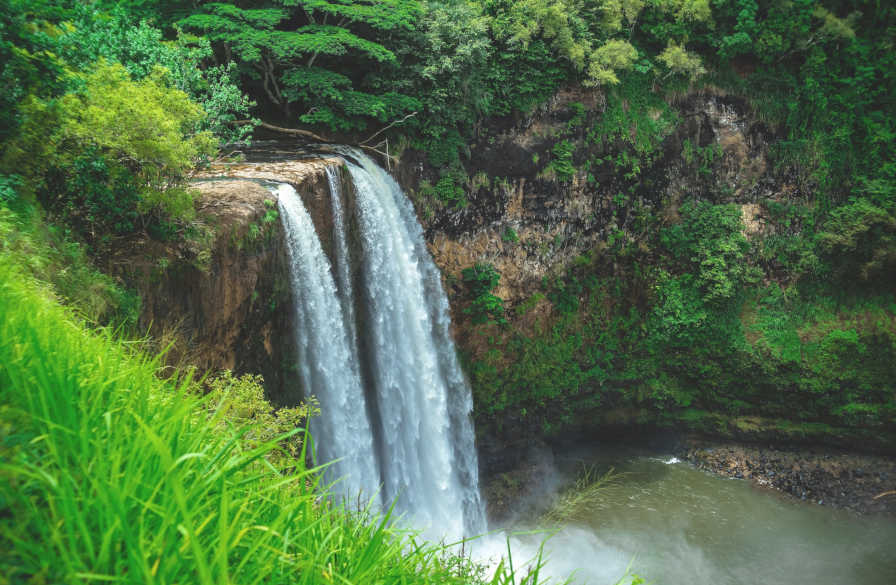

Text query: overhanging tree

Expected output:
[179,0,421,133]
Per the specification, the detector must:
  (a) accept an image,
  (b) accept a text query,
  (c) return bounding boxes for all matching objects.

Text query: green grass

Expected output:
[0,201,139,327]
[0,254,559,585]
[541,467,627,526]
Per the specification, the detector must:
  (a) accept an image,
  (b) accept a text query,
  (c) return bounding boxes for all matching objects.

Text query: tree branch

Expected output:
[255,63,282,106]
[360,111,418,145]
[229,120,401,165]
[232,120,329,142]
[263,55,284,103]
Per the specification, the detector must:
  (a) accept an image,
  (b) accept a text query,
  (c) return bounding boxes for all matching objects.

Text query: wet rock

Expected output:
[682,440,896,516]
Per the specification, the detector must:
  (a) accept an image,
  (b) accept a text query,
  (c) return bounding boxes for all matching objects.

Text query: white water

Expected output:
[275,182,379,501]
[276,151,485,541]
[324,166,359,357]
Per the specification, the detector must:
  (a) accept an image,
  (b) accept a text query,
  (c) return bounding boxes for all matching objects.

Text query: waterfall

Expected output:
[275,182,379,501]
[343,151,486,539]
[324,166,359,356]
[275,151,485,541]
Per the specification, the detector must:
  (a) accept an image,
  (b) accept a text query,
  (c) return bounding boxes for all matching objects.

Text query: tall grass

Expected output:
[541,467,627,526]
[0,202,139,327]
[0,256,547,584]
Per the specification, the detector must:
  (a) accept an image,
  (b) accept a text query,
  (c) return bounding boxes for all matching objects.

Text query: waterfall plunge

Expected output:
[275,182,379,500]
[275,151,485,541]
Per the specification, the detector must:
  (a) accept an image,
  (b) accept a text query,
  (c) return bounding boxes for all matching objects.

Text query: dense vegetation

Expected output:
[1,250,571,584]
[1,0,894,579]
[448,1,896,445]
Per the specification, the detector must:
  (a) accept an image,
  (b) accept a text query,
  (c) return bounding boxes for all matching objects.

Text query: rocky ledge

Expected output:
[109,156,347,406]
[683,441,896,516]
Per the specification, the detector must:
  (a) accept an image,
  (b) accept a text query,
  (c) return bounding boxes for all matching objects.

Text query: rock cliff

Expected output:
[400,88,785,309]
[111,157,345,405]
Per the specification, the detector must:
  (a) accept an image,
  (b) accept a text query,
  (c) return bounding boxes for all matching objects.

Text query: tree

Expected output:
[479,0,711,87]
[0,0,67,144]
[179,1,421,132]
[62,5,256,142]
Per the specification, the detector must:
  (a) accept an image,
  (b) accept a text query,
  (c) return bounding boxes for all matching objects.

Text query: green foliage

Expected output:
[0,0,68,144]
[61,7,257,142]
[0,256,558,585]
[482,0,655,86]
[463,263,507,325]
[661,201,752,304]
[681,139,722,176]
[587,38,639,85]
[470,177,893,442]
[588,73,677,179]
[816,197,896,283]
[548,140,576,182]
[0,174,22,204]
[8,60,218,240]
[657,41,706,80]
[43,147,141,237]
[470,250,895,439]
[468,277,647,428]
[0,200,140,327]
[62,62,215,193]
[180,0,421,132]
[711,1,895,204]
[204,371,319,469]
[235,199,280,251]
[484,39,567,117]
[420,171,469,208]
[0,1,230,245]
[390,0,493,163]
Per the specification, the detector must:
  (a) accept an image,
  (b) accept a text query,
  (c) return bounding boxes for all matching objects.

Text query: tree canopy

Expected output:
[179,1,422,131]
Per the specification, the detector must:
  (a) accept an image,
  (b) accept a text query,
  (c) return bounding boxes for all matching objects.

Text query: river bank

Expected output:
[681,440,896,516]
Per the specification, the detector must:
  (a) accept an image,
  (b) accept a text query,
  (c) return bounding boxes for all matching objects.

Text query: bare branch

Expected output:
[360,112,418,145]
[231,120,331,142]
[360,142,397,167]
[227,121,400,166]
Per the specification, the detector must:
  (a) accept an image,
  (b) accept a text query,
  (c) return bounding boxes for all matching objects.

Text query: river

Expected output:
[496,446,896,584]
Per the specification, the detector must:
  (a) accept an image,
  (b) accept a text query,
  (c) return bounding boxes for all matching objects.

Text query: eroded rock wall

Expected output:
[400,89,787,309]
[112,158,346,405]
[393,87,840,452]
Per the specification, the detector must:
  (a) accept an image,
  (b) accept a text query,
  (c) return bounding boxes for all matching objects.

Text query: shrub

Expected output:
[661,201,753,304]
[462,263,507,325]
[816,198,896,283]
[548,140,576,181]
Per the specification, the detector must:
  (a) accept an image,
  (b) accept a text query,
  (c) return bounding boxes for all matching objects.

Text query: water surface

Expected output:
[506,448,896,584]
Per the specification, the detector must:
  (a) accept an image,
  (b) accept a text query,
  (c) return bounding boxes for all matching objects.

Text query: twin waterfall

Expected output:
[274,150,485,540]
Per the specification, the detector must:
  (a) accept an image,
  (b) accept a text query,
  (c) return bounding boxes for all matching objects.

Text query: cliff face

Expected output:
[112,157,345,405]
[113,91,890,453]
[400,88,782,308]
[392,88,896,455]
[118,90,783,412]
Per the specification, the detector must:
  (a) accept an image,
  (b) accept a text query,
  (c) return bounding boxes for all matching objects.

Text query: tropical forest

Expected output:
[1,1,894,583]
